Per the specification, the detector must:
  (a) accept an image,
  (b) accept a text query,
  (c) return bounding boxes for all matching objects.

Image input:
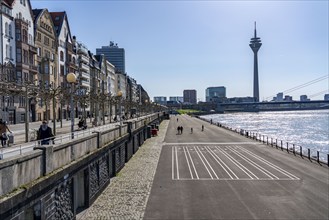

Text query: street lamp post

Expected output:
[117,91,122,136]
[66,73,77,139]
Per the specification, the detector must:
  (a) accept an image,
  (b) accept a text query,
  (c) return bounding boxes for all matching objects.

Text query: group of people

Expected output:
[176,125,205,135]
[177,126,184,134]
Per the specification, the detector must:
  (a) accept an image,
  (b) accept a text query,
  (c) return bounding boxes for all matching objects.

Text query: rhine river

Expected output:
[200,110,329,161]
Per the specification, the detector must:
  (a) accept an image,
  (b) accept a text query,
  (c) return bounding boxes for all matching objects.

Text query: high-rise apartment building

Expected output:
[183,90,197,104]
[96,41,125,74]
[206,87,226,102]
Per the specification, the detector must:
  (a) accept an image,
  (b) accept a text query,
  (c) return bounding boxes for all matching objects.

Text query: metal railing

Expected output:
[198,117,329,167]
[0,122,120,160]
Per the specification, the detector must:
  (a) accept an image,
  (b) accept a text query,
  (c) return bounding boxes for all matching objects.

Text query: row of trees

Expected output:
[0,79,165,142]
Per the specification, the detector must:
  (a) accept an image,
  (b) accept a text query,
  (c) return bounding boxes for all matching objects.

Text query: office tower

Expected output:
[96,41,125,73]
[206,86,226,102]
[183,90,197,104]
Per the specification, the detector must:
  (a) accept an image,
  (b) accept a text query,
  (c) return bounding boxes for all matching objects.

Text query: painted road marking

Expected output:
[171,145,300,181]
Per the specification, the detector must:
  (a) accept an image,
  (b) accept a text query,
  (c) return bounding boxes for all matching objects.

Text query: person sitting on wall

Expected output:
[37,120,54,145]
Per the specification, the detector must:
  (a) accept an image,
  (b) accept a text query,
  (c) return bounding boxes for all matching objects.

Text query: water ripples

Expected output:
[201,110,329,154]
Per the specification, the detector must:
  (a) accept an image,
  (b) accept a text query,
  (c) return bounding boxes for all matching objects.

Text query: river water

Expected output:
[200,110,329,160]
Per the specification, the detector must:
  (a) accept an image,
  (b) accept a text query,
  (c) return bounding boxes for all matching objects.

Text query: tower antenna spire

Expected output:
[254,21,257,38]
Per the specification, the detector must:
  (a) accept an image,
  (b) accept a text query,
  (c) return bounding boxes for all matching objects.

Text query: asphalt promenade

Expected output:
[78,114,329,220]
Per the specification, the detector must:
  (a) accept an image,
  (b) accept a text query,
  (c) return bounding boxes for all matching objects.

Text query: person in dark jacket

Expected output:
[38,120,54,145]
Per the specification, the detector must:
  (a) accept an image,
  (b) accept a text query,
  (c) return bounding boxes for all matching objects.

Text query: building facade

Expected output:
[183,89,197,104]
[205,86,226,102]
[96,41,125,74]
[154,96,167,105]
[169,96,183,103]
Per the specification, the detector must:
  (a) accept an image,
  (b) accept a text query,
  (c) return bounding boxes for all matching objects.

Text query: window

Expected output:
[16,28,21,41]
[22,29,28,43]
[37,32,41,41]
[44,63,49,74]
[9,46,12,60]
[37,47,41,56]
[44,36,49,45]
[60,65,64,76]
[23,49,28,64]
[16,71,22,84]
[6,45,9,58]
[60,51,64,61]
[24,72,28,82]
[9,24,12,37]
[5,22,8,36]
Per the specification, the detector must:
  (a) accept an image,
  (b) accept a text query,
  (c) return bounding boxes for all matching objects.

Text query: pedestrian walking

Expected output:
[202,125,204,131]
[191,127,193,134]
[37,120,54,145]
[0,119,12,147]
[177,126,180,134]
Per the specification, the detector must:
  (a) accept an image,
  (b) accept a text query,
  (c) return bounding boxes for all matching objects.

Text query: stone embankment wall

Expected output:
[0,112,166,220]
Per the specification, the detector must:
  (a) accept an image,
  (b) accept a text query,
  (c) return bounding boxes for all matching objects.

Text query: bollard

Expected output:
[271,138,273,147]
[281,140,283,150]
[286,143,289,153]
[327,154,329,167]
[308,149,311,160]
[293,144,295,155]
[317,151,320,163]
[267,136,268,145]
[275,139,278,149]
[300,146,303,157]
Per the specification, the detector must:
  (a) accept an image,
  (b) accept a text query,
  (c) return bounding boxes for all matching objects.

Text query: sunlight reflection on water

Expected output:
[201,110,329,155]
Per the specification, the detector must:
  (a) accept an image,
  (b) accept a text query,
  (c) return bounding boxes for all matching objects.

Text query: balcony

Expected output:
[29,45,37,54]
[29,64,38,73]
[81,80,90,88]
[79,55,89,64]
[80,72,90,80]
[80,63,89,72]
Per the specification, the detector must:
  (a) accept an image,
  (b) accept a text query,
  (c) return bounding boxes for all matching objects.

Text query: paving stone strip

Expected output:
[77,120,169,220]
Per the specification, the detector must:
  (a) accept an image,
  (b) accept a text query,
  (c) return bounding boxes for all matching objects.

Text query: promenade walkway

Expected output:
[78,114,329,220]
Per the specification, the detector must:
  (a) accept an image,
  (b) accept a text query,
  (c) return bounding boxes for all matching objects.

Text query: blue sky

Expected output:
[31,0,328,101]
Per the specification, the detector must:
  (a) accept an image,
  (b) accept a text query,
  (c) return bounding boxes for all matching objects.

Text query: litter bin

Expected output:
[8,134,14,144]
[151,129,158,136]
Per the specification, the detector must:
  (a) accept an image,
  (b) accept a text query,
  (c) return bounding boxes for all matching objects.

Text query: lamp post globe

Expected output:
[66,72,77,83]
[67,72,76,139]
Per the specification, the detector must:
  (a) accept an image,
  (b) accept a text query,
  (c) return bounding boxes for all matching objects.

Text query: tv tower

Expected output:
[249,22,262,102]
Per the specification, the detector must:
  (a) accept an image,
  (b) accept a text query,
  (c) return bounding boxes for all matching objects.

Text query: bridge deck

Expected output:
[80,114,329,220]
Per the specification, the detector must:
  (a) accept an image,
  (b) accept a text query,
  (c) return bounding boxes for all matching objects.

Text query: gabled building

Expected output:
[33,8,57,121]
[50,11,77,119]
[0,0,38,124]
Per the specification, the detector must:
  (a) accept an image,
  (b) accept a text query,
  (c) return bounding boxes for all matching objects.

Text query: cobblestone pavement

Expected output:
[77,120,169,220]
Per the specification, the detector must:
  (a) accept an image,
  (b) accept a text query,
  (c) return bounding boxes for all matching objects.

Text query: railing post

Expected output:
[286,143,289,153]
[281,140,283,150]
[275,139,278,149]
[327,154,329,167]
[300,146,302,157]
[293,144,295,155]
[317,151,320,163]
[267,136,268,145]
[271,138,273,147]
[308,149,311,160]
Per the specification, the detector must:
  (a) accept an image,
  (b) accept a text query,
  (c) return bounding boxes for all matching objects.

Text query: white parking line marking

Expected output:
[205,146,236,179]
[230,147,278,180]
[175,146,180,180]
[194,146,214,179]
[187,147,199,179]
[217,147,258,179]
[171,145,300,181]
[183,146,194,179]
[237,146,300,180]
